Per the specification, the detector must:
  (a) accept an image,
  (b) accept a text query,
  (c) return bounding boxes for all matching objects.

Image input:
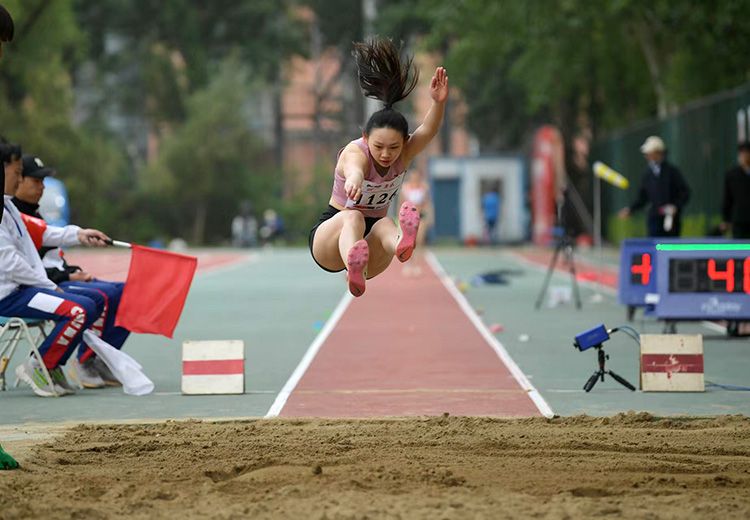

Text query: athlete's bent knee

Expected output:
[341,210,365,228]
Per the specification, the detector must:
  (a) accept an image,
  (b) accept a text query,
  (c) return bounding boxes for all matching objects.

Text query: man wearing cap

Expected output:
[13,155,130,388]
[0,152,109,397]
[618,136,691,237]
[720,141,750,239]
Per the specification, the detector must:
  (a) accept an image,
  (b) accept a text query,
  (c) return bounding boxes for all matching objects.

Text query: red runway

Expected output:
[64,250,248,281]
[513,249,619,289]
[279,255,546,418]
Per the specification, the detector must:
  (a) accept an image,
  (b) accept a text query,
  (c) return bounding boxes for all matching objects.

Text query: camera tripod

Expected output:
[583,345,636,392]
[534,231,582,310]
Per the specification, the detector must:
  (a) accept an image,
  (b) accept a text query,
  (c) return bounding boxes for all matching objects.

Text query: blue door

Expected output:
[432,178,460,239]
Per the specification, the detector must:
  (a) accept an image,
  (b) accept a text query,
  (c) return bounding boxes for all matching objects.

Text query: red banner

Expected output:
[531,126,564,245]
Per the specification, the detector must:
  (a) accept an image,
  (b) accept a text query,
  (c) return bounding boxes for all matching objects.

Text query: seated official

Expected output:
[13,155,131,388]
[0,149,107,397]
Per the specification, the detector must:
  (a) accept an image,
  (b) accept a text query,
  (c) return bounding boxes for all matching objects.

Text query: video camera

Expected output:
[573,324,610,351]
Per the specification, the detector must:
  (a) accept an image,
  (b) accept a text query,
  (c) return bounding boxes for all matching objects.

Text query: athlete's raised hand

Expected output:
[345,171,364,203]
[429,67,449,104]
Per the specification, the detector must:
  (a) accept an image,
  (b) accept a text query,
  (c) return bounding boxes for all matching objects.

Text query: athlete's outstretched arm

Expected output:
[338,144,369,203]
[403,67,449,164]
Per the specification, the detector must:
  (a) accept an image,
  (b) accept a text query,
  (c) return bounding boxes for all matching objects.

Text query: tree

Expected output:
[0,0,125,227]
[74,0,306,165]
[377,0,750,149]
[145,59,279,245]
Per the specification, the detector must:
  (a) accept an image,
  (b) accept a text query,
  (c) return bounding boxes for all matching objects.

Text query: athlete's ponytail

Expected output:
[353,38,418,139]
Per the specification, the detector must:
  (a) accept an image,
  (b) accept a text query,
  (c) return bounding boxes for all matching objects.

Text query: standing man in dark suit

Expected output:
[720,141,750,239]
[618,135,691,237]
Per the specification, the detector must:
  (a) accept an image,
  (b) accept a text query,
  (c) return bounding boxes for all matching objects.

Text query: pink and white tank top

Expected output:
[331,138,406,218]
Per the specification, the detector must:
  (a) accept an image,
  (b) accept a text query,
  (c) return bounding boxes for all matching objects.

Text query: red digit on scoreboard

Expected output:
[631,253,652,285]
[707,259,735,293]
[744,258,750,294]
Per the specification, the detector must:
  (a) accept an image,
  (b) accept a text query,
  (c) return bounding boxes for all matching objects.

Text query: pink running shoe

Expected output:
[396,201,421,262]
[347,239,369,297]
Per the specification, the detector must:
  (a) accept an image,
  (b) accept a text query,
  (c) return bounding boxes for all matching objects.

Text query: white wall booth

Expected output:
[427,156,527,243]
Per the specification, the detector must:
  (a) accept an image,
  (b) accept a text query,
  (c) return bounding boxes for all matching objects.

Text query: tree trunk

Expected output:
[630,19,669,118]
[192,202,207,246]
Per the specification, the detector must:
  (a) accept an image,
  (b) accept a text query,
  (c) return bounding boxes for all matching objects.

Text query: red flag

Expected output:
[115,245,198,338]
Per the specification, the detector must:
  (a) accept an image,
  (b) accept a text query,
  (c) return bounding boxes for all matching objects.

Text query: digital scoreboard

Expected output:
[655,243,750,320]
[618,239,657,307]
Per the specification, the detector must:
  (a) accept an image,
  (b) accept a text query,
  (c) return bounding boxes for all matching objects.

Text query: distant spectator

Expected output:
[720,141,750,239]
[260,208,283,245]
[481,185,501,244]
[618,136,691,237]
[231,200,257,248]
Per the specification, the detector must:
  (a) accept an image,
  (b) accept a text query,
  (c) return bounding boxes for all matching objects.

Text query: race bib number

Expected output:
[346,176,405,211]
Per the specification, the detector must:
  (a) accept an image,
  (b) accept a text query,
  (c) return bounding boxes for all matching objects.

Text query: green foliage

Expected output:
[0,0,125,228]
[75,0,306,127]
[378,0,750,149]
[279,162,334,244]
[145,59,281,244]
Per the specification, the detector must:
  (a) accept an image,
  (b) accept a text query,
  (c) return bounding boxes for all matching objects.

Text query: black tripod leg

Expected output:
[607,370,636,391]
[583,371,600,392]
[535,243,562,309]
[566,245,582,309]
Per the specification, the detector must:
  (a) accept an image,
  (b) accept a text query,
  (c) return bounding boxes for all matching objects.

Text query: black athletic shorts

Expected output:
[308,205,382,273]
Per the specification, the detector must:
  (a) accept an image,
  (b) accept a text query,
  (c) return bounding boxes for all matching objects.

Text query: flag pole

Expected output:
[105,239,132,248]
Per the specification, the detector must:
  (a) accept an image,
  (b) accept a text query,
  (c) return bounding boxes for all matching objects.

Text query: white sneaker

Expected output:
[49,367,76,396]
[14,358,58,397]
[68,356,105,389]
[93,357,121,387]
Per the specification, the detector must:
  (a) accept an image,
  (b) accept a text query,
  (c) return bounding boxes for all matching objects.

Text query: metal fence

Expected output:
[592,82,750,243]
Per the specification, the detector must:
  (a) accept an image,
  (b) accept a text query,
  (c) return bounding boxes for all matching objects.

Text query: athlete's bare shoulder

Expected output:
[336,140,368,172]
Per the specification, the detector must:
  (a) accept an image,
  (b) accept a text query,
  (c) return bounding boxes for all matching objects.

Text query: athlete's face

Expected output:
[16,175,45,204]
[364,127,404,168]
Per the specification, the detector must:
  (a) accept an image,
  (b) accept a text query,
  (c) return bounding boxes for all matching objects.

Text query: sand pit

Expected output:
[1,413,749,519]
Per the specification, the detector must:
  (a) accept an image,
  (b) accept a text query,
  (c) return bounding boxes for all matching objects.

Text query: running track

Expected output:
[273,254,552,418]
[64,250,247,281]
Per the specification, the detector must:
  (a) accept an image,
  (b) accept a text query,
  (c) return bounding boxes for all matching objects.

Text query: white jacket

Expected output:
[37,219,82,272]
[0,195,81,300]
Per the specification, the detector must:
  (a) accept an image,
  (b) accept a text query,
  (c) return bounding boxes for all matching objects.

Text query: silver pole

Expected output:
[362,0,379,118]
[592,173,603,302]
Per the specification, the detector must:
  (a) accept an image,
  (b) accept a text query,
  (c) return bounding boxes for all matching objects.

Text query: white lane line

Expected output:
[264,292,354,418]
[425,252,555,419]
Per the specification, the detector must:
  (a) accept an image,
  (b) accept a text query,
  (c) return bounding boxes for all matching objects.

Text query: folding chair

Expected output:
[0,317,57,395]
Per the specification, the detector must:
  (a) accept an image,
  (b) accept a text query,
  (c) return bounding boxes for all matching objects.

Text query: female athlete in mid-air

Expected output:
[308,38,448,296]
